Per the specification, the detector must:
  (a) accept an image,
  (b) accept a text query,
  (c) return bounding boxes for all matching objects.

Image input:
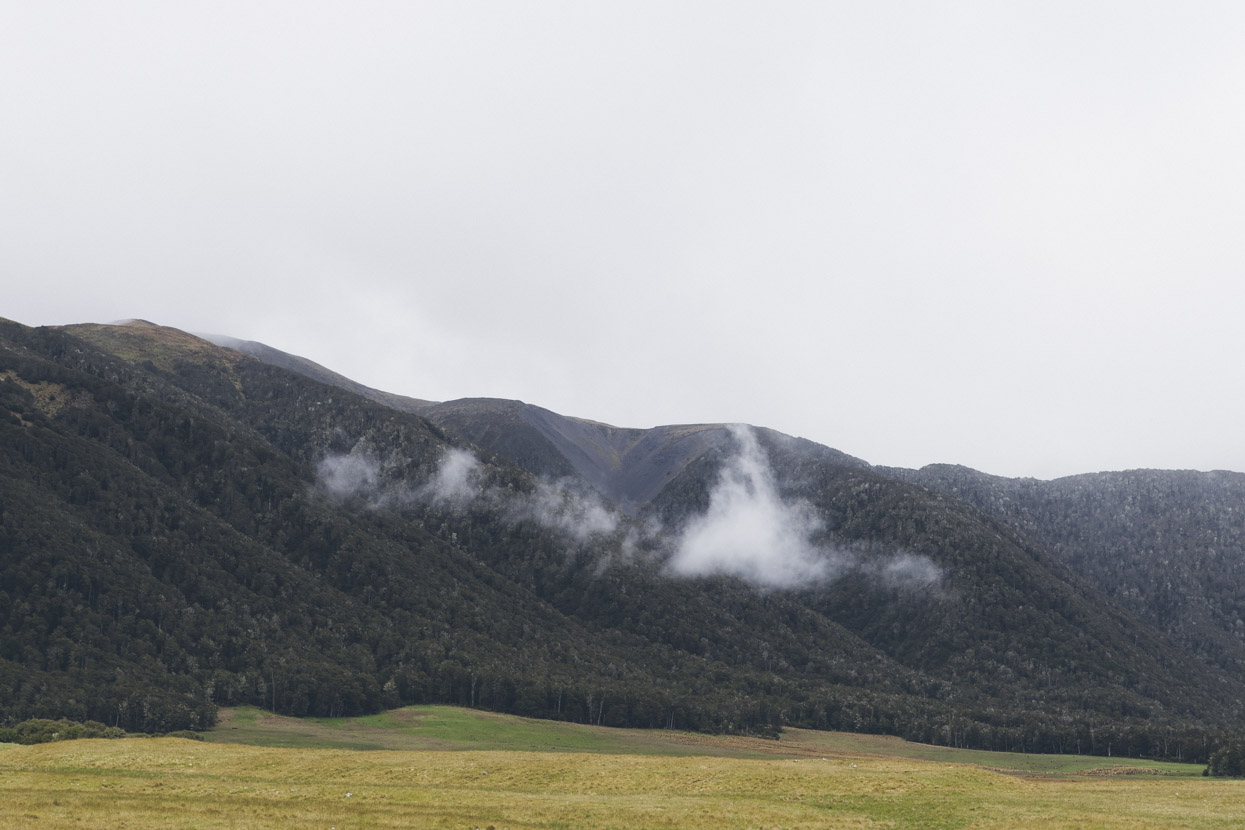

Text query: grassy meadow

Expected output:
[207,704,1204,774]
[2,706,1241,829]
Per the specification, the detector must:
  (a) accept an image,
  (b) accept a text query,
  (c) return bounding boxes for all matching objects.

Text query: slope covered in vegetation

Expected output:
[2,318,1242,762]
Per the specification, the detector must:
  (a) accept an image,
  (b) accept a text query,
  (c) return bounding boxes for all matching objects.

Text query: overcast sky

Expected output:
[4,2,1245,479]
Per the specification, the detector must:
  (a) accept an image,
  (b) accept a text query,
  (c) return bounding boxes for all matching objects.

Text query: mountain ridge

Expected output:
[2,317,1243,762]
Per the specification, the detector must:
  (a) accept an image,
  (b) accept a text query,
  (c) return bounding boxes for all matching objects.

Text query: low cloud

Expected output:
[421,447,482,506]
[316,453,379,499]
[316,430,945,592]
[526,478,619,541]
[668,425,839,588]
[667,425,944,592]
[878,552,943,590]
[315,444,619,543]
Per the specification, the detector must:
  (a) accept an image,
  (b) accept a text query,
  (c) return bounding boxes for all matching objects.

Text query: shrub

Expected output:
[1,718,128,745]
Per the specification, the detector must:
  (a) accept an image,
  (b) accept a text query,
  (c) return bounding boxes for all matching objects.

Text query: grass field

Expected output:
[2,707,1237,829]
[208,705,1205,776]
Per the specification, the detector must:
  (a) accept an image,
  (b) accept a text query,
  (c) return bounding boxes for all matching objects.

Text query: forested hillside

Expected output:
[890,464,1245,677]
[2,318,1243,762]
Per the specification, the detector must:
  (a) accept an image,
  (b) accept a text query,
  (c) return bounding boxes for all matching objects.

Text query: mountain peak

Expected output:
[59,320,246,372]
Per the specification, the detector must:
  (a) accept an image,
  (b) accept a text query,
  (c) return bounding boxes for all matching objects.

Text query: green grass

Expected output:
[0,709,1224,829]
[208,705,774,756]
[779,728,1203,776]
[1,737,1240,829]
[207,705,1206,777]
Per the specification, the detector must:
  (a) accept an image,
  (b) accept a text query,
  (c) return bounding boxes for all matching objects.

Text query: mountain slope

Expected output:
[1,317,1240,762]
[890,464,1245,676]
[197,331,434,416]
[420,399,736,511]
[179,326,1245,737]
[3,320,801,732]
[186,334,867,512]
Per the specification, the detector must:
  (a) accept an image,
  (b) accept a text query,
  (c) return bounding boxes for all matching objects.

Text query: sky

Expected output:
[4,2,1245,479]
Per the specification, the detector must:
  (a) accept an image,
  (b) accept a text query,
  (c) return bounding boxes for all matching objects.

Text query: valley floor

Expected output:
[2,708,1239,829]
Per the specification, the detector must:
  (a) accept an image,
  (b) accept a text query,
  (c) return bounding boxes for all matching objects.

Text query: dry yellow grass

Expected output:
[3,738,1244,829]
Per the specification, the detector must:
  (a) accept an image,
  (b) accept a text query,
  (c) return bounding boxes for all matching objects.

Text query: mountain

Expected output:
[888,464,1245,676]
[1,317,1241,762]
[0,319,916,737]
[198,331,434,416]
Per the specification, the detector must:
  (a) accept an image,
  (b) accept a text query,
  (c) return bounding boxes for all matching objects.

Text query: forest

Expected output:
[3,317,1245,765]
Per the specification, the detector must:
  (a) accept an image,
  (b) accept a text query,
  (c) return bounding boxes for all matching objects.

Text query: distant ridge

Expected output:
[5,315,1243,764]
[199,333,435,415]
[203,336,869,512]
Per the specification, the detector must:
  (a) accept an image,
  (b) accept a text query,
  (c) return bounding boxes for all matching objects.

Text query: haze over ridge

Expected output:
[7,3,1245,478]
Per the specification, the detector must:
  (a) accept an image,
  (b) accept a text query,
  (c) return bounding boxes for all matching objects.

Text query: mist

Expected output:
[879,553,944,590]
[315,444,619,543]
[315,429,944,592]
[668,425,838,589]
[421,447,482,506]
[316,452,379,500]
[525,478,619,542]
[667,426,944,592]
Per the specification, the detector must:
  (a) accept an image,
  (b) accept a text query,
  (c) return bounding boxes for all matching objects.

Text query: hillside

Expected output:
[890,464,1245,676]
[1,318,1242,761]
[0,319,914,736]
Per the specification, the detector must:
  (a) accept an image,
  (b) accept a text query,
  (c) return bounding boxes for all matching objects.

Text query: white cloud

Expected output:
[316,453,379,500]
[669,425,835,588]
[878,552,944,591]
[666,426,946,592]
[422,447,482,506]
[316,443,619,542]
[527,479,618,542]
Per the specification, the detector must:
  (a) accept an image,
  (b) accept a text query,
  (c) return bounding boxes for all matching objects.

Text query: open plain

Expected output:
[2,707,1241,829]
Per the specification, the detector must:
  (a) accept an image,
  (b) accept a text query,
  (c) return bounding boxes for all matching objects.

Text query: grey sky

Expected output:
[4,2,1245,479]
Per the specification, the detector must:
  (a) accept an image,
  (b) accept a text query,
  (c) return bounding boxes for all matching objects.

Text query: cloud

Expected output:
[666,425,946,593]
[316,453,379,500]
[315,444,620,543]
[315,431,944,591]
[668,425,838,588]
[417,448,620,541]
[421,447,482,506]
[526,479,619,542]
[878,552,943,590]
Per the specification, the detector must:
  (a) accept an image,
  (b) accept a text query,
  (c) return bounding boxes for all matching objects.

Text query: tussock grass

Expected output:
[209,705,672,754]
[209,705,1206,777]
[2,737,1242,829]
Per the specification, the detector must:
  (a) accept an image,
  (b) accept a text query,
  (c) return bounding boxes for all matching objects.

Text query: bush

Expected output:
[0,718,127,745]
[1208,741,1245,777]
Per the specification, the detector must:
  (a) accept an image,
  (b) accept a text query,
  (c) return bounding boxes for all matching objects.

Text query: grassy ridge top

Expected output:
[60,320,247,372]
[206,705,1204,777]
[1,736,1239,830]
